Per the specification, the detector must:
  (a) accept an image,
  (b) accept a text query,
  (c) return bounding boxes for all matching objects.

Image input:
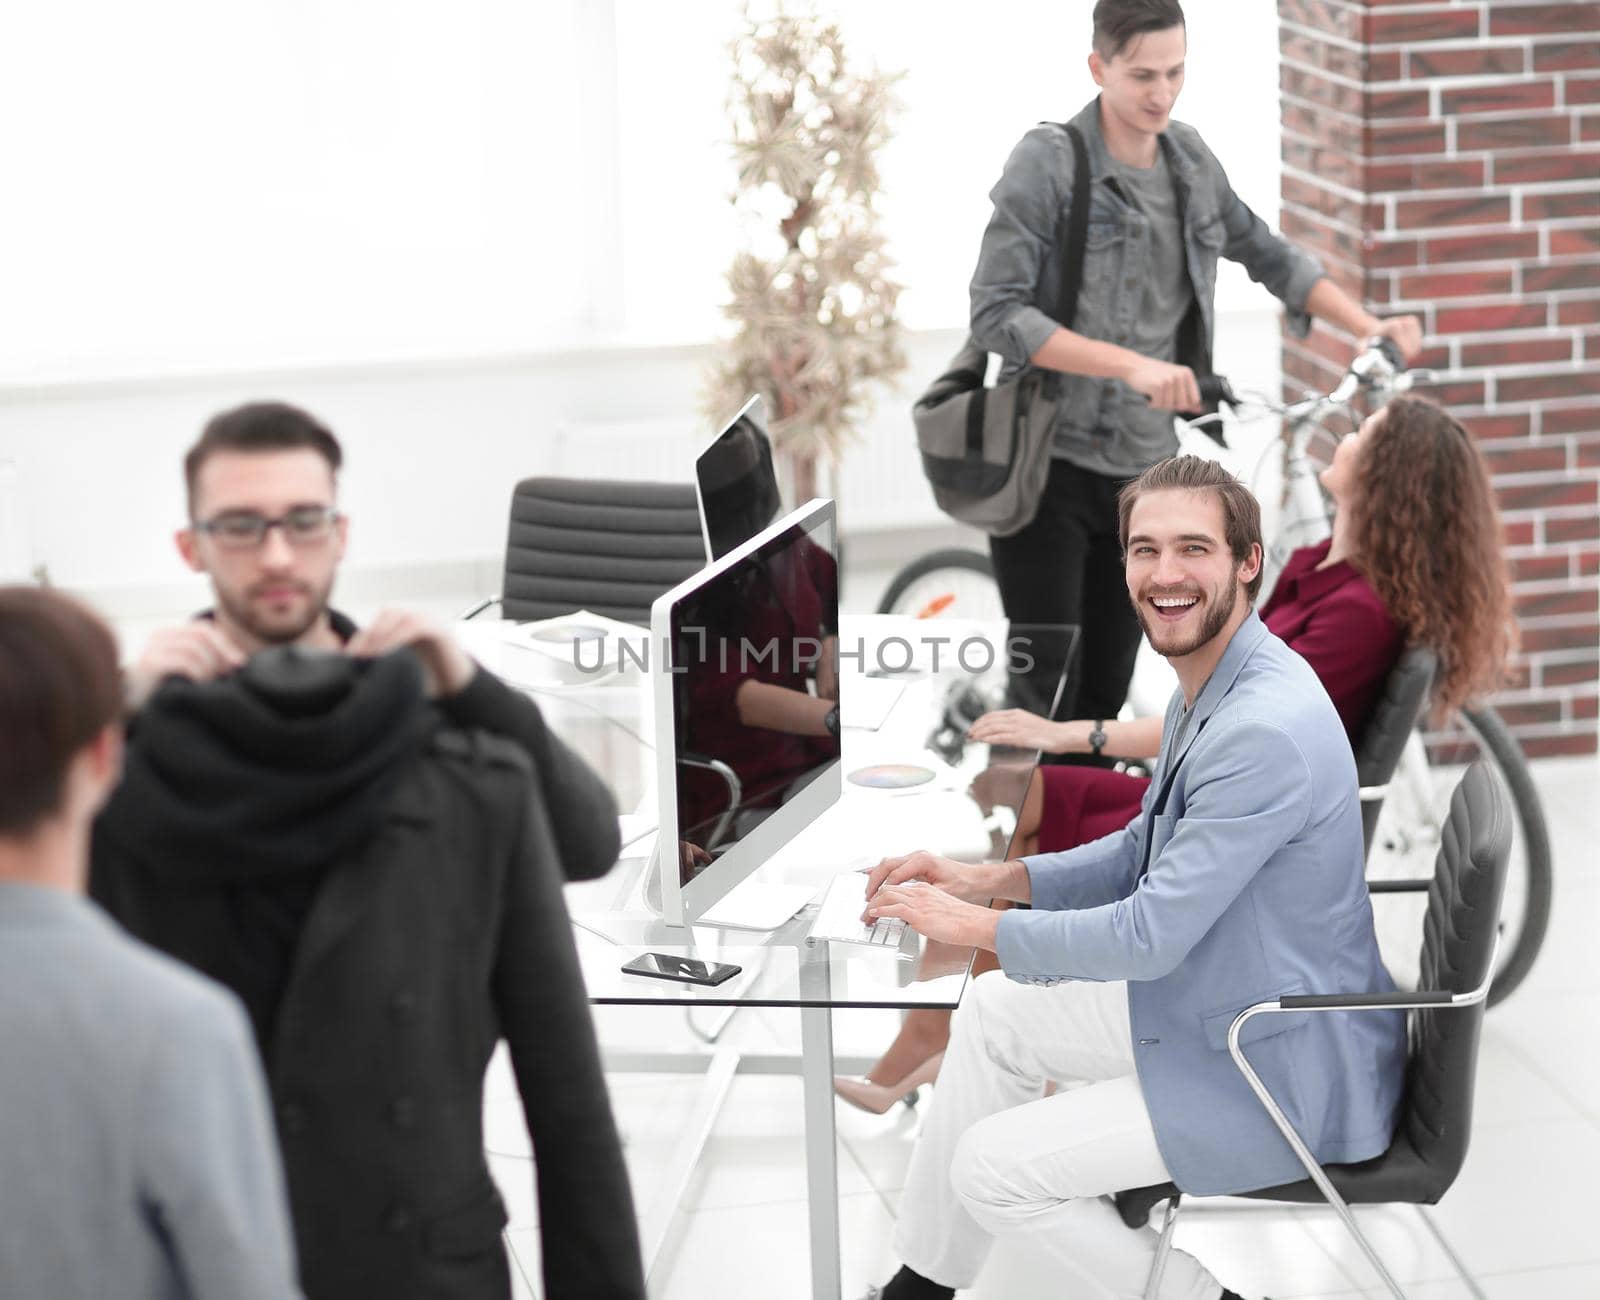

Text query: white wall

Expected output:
[0,0,1288,612]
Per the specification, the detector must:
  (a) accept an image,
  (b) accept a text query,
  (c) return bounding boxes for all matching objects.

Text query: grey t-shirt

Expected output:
[1059,149,1195,479]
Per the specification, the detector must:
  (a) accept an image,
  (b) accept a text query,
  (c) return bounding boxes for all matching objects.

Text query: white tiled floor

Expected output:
[492,755,1600,1299]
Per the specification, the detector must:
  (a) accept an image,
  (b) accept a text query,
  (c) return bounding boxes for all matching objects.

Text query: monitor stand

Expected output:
[696,876,817,931]
[641,839,816,931]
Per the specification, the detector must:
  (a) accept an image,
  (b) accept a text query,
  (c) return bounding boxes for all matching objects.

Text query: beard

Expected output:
[215,575,334,647]
[1134,570,1238,660]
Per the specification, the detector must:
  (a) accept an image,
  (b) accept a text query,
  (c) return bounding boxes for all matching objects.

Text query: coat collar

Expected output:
[268,760,440,1058]
[1067,95,1201,196]
[0,880,110,932]
[1190,609,1270,728]
[1160,610,1271,777]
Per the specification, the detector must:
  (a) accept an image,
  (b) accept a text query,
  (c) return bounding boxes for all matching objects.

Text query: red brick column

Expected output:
[1278,0,1600,757]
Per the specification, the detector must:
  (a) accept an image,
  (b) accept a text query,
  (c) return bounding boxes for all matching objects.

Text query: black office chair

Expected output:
[466,476,706,625]
[1355,645,1438,857]
[1114,761,1513,1300]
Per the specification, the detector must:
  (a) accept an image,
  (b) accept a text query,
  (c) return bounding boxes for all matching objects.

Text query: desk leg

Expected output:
[800,1004,842,1300]
[634,1046,741,1284]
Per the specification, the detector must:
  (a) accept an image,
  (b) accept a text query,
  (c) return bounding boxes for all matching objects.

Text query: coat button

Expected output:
[390,990,418,1021]
[278,1103,307,1137]
[384,1204,415,1233]
[388,1097,418,1131]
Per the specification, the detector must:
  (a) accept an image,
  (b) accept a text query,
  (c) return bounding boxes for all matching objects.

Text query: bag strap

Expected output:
[1025,122,1090,400]
[1056,123,1091,331]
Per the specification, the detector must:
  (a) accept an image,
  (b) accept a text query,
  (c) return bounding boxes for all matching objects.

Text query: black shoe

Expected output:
[861,1267,955,1300]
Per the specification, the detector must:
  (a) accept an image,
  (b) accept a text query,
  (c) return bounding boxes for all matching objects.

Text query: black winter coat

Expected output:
[90,650,645,1300]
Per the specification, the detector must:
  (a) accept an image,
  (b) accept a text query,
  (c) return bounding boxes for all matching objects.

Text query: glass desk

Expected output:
[455,614,1077,1298]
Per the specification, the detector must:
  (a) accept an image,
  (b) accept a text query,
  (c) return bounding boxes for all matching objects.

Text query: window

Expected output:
[0,0,1280,381]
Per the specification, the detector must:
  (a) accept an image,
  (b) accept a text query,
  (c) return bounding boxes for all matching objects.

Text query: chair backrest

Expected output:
[502,477,706,625]
[1355,645,1437,851]
[1400,760,1513,1192]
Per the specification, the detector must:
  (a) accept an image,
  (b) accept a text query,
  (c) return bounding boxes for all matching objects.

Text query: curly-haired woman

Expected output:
[837,395,1515,1112]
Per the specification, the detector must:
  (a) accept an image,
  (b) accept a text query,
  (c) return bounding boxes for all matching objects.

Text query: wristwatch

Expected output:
[1089,720,1107,756]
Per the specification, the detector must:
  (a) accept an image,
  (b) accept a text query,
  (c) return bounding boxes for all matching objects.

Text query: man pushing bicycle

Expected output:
[973,0,1422,731]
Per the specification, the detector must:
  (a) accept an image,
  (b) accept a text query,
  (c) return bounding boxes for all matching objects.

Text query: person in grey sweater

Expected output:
[0,586,300,1300]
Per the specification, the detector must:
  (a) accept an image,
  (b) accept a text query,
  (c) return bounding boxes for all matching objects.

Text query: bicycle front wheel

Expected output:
[1366,705,1554,1008]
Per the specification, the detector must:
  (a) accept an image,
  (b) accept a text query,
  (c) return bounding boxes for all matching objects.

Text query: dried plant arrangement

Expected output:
[705,3,906,501]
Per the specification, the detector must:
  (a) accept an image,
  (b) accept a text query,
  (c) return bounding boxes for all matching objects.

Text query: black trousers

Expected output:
[989,457,1144,735]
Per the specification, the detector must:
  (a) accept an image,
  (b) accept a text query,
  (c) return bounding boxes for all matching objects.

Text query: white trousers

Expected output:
[892,972,1220,1299]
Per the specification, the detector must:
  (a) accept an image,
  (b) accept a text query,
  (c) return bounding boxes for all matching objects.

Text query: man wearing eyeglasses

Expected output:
[90,401,646,1300]
[123,402,466,705]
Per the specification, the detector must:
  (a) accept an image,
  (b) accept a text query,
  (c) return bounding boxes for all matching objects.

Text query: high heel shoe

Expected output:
[833,1051,945,1114]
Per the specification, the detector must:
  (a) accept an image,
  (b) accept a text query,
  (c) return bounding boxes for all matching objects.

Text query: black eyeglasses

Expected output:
[193,506,342,550]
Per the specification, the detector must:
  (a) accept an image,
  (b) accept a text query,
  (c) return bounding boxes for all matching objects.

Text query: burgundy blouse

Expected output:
[1260,539,1405,745]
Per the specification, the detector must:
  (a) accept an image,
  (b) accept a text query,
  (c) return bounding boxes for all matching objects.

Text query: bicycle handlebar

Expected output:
[1371,335,1406,371]
[1198,374,1239,410]
[1196,338,1411,424]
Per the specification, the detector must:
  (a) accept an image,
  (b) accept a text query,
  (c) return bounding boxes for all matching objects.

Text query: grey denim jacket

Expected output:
[969,97,1324,464]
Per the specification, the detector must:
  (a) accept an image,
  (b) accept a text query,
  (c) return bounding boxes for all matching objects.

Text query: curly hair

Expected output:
[1345,396,1515,716]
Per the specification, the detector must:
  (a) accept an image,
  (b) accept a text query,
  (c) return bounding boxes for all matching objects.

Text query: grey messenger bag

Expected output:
[914,123,1089,537]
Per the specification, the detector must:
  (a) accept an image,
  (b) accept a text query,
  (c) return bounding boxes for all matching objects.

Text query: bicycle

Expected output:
[877,343,1554,1007]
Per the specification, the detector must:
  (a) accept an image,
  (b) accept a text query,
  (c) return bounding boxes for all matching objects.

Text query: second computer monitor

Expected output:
[649,498,840,927]
[695,395,783,562]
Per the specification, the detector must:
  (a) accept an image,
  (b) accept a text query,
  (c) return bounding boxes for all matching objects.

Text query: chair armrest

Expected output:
[681,753,742,849]
[1279,990,1451,1009]
[1216,941,1504,1223]
[681,754,742,803]
[1217,936,1501,1228]
[459,596,502,621]
[1238,934,1500,1028]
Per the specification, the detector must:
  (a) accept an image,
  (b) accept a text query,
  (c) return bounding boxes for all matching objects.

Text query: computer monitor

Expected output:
[649,499,841,927]
[694,395,783,562]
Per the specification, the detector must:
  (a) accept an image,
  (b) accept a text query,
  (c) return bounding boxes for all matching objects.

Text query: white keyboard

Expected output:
[806,871,907,947]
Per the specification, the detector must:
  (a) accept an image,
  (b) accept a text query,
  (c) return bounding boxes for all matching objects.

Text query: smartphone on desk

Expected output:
[619,952,743,987]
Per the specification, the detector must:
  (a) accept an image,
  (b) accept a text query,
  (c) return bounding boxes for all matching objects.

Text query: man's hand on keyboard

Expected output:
[863,850,984,908]
[865,881,1002,951]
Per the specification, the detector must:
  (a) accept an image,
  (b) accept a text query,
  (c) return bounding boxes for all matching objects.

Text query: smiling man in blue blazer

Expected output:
[857,456,1406,1300]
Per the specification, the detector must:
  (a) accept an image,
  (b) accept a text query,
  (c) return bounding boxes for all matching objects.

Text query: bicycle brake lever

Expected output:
[1372,336,1407,371]
[1197,374,1239,411]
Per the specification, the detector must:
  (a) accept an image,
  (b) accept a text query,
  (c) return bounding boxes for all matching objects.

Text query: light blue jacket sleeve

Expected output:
[1025,808,1145,910]
[994,718,1314,983]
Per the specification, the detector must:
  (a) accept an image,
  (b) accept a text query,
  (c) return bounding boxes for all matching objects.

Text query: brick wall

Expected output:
[1277,0,1600,758]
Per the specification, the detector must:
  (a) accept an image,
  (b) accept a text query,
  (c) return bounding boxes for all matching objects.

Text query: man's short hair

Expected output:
[183,401,343,517]
[0,587,123,835]
[1093,0,1186,60]
[1117,456,1264,603]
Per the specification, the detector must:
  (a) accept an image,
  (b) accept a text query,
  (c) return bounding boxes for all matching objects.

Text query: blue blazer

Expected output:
[994,612,1406,1195]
